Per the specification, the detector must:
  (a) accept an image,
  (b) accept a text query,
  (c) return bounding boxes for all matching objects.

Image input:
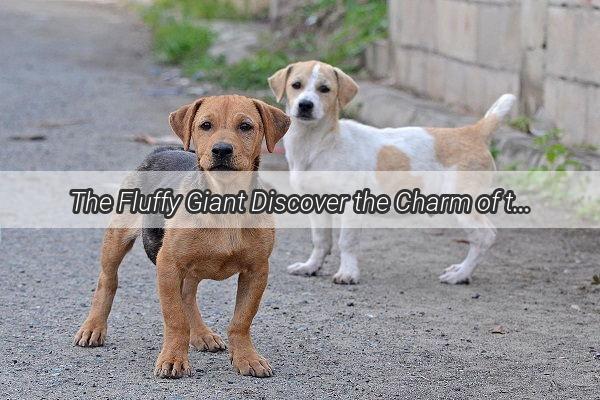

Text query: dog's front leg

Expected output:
[287,213,332,276]
[228,265,272,378]
[154,252,192,379]
[334,222,362,284]
[74,227,136,347]
[182,277,226,352]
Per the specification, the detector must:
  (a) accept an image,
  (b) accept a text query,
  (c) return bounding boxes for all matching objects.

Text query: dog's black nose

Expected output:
[212,142,233,158]
[298,100,314,112]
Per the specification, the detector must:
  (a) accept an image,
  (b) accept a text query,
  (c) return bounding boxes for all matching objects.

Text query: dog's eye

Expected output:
[200,121,212,131]
[239,122,253,132]
[319,85,330,93]
[291,82,302,89]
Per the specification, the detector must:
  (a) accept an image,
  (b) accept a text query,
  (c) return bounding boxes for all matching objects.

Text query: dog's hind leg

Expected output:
[439,214,496,284]
[287,213,332,276]
[74,225,139,347]
[182,277,226,352]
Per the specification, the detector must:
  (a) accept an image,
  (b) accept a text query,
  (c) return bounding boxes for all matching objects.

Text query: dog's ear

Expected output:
[268,65,292,103]
[253,99,291,153]
[169,98,204,151]
[334,67,359,109]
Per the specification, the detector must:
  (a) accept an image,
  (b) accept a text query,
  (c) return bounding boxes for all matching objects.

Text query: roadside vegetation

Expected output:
[141,0,387,91]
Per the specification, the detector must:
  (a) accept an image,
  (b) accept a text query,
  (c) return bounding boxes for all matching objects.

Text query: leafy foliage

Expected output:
[531,129,582,171]
[152,21,215,64]
[509,116,531,133]
[293,0,389,72]
[142,0,388,90]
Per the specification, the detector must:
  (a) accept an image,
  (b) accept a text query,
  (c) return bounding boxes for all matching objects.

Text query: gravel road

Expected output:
[0,1,598,399]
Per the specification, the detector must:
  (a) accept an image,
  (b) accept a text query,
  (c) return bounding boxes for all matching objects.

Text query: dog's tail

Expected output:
[476,94,517,138]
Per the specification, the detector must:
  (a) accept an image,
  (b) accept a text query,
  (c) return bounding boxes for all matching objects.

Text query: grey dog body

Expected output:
[137,147,197,264]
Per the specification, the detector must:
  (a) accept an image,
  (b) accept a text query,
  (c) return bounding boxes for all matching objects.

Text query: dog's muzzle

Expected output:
[210,142,236,171]
[296,99,314,120]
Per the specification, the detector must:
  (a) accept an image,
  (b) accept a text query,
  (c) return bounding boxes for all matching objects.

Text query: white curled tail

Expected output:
[476,94,517,138]
[484,94,516,119]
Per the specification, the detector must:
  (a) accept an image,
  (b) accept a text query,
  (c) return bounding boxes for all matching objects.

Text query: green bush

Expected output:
[509,116,531,133]
[153,21,215,64]
[142,0,388,89]
[218,51,290,90]
[288,0,388,72]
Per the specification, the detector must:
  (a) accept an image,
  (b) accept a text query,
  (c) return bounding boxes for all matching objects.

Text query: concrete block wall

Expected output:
[544,2,600,143]
[385,0,521,117]
[368,0,600,145]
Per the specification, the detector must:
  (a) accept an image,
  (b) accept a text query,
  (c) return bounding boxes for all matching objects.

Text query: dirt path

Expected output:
[0,1,598,399]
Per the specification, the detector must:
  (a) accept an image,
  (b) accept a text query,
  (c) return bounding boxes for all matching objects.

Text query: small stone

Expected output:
[471,293,480,299]
[192,70,207,81]
[491,325,508,334]
[186,86,208,96]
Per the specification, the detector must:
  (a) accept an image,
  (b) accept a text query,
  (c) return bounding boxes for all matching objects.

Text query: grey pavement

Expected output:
[0,1,598,399]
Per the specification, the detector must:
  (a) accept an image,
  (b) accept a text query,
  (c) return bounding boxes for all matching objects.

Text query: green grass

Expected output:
[182,50,290,91]
[144,0,252,21]
[531,128,582,171]
[509,116,532,133]
[213,51,290,90]
[304,0,388,72]
[142,0,387,89]
[153,21,215,64]
[285,0,388,72]
[141,2,217,66]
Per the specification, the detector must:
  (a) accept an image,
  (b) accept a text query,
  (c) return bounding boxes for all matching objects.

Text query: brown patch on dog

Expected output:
[426,116,500,198]
[427,115,499,171]
[376,145,423,193]
[333,66,358,108]
[377,145,411,171]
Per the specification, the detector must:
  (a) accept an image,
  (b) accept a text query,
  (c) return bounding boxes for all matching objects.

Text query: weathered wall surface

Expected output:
[366,0,600,145]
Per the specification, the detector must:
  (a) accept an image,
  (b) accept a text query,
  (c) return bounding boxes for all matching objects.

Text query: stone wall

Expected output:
[366,0,600,145]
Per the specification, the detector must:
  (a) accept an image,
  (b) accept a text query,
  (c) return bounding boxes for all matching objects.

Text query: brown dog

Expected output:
[74,95,290,378]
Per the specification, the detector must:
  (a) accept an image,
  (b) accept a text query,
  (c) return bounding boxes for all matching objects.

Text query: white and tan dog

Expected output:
[268,60,516,285]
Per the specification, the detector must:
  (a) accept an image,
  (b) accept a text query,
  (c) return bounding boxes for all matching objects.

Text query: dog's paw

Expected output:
[332,270,359,285]
[287,261,320,276]
[230,351,273,378]
[439,264,471,284]
[154,351,192,379]
[190,330,226,352]
[73,319,107,347]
